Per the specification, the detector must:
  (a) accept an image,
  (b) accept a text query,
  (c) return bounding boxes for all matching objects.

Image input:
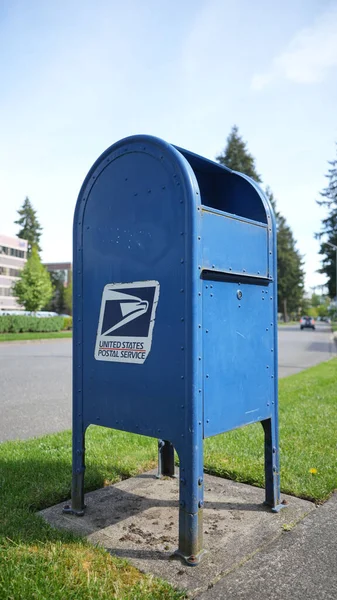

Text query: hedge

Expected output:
[0,315,65,333]
[63,316,73,330]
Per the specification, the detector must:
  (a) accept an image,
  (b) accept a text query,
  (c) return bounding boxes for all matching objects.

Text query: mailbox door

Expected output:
[202,277,275,437]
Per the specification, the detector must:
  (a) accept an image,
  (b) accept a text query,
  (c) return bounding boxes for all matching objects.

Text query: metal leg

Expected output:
[157,439,176,478]
[175,442,205,565]
[261,418,284,512]
[63,430,86,516]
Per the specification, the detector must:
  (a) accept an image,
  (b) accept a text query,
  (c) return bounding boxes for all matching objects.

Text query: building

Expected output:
[43,262,72,286]
[0,234,28,311]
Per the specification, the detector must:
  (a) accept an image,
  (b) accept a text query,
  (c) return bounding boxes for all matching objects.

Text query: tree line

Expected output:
[12,127,336,317]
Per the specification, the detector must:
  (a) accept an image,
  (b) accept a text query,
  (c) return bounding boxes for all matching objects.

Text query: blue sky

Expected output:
[1,0,336,290]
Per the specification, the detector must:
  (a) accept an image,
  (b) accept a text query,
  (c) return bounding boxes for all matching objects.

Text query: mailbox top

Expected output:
[74,134,275,231]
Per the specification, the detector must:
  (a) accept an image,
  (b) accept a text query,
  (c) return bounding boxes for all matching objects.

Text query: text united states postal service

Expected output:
[94,281,160,364]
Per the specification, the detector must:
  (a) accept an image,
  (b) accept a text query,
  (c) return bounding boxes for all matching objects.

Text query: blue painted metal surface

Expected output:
[67,134,282,565]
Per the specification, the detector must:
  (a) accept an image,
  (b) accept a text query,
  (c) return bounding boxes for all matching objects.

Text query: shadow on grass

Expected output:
[0,455,184,600]
[0,454,139,546]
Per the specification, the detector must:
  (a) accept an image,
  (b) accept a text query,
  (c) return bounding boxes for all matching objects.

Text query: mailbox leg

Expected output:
[157,440,176,478]
[63,429,86,516]
[175,444,205,566]
[262,418,283,512]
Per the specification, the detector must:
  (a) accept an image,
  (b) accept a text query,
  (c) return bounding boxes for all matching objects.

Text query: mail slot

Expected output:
[65,135,282,565]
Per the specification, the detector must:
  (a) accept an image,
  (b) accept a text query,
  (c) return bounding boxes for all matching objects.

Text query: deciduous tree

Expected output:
[63,271,72,315]
[13,247,52,311]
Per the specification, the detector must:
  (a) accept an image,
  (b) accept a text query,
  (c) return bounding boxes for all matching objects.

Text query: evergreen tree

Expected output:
[315,145,337,298]
[43,271,66,314]
[265,188,305,320]
[13,246,53,311]
[265,186,278,215]
[216,125,262,182]
[277,216,305,320]
[216,127,305,320]
[15,197,42,255]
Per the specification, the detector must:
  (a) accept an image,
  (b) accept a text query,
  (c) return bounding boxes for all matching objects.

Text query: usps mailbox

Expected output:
[66,134,282,565]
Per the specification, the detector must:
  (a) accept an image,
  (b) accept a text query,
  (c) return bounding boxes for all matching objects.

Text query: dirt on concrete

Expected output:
[40,470,315,597]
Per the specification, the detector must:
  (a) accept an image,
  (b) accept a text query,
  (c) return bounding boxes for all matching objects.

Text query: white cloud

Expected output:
[252,4,337,90]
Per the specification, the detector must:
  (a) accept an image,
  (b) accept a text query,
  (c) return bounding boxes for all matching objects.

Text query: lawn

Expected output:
[0,358,337,598]
[0,430,181,600]
[0,331,72,342]
[204,358,337,502]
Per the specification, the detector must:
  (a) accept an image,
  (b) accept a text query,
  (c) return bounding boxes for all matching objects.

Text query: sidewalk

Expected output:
[197,493,337,600]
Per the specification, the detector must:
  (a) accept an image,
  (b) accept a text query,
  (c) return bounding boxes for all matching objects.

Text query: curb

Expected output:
[0,336,72,346]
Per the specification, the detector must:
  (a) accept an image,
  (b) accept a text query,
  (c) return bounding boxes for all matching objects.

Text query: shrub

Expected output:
[0,315,64,333]
[63,316,72,330]
[0,316,10,333]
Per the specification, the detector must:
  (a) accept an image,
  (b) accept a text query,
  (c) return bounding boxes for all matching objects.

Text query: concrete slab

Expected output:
[40,470,315,597]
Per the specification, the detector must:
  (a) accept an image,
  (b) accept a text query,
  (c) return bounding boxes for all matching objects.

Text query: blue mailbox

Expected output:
[66,134,282,565]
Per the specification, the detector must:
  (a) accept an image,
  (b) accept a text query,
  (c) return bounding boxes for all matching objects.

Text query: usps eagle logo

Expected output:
[95,281,160,364]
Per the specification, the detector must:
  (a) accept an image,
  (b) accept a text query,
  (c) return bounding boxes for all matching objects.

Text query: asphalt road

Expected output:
[0,324,335,442]
[1,339,71,442]
[278,322,335,377]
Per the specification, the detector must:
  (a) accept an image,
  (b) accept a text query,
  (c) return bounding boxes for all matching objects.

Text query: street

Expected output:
[0,339,71,442]
[0,323,335,442]
[278,322,336,377]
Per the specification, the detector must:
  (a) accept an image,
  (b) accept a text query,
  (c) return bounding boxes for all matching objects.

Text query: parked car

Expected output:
[300,316,315,330]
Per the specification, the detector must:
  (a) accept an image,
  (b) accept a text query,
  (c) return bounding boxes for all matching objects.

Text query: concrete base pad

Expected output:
[40,471,315,596]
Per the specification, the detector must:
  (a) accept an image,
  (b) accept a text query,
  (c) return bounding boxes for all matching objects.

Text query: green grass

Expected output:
[0,430,182,599]
[204,358,337,502]
[331,322,337,332]
[1,359,337,598]
[0,331,72,342]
